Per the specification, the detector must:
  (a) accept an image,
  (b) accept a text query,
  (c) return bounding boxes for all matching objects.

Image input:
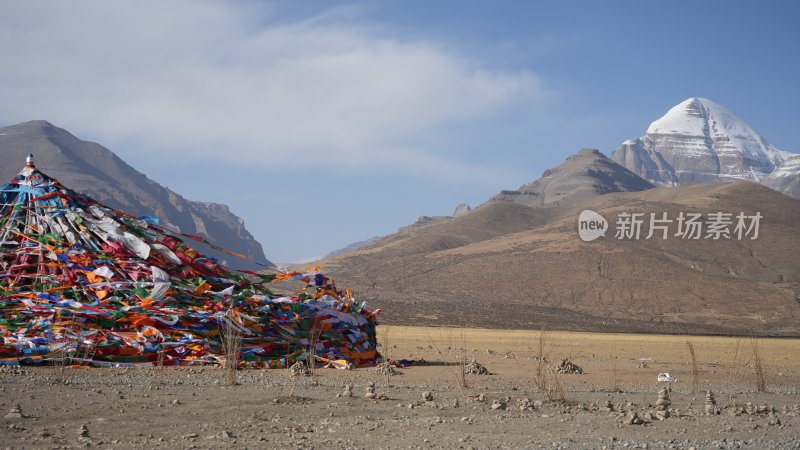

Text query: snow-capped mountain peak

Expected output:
[647,97,790,162]
[612,97,796,186]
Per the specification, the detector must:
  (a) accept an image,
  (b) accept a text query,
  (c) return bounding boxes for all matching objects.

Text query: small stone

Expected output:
[4,404,24,420]
[172,399,181,405]
[78,423,89,437]
[422,391,433,401]
[490,399,506,411]
[626,411,644,425]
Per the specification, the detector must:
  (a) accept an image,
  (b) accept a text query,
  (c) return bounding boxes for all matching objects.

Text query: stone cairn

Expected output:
[704,390,718,415]
[365,381,377,399]
[464,359,490,375]
[518,398,535,411]
[342,384,353,398]
[655,388,671,420]
[551,358,584,374]
[289,361,310,377]
[372,361,399,375]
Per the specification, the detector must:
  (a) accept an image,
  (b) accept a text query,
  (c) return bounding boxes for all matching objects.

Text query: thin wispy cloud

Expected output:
[0,0,549,177]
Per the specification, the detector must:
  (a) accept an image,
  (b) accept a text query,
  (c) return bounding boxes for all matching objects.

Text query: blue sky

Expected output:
[1,1,798,263]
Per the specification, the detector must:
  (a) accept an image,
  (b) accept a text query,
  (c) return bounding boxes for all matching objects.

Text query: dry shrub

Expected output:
[610,356,619,393]
[381,327,391,387]
[457,329,467,390]
[533,328,566,403]
[545,372,566,403]
[148,344,167,386]
[426,328,467,395]
[534,329,550,391]
[51,328,73,384]
[157,345,166,368]
[307,319,322,378]
[725,335,768,402]
[725,338,744,407]
[750,337,766,393]
[218,311,242,386]
[686,340,699,394]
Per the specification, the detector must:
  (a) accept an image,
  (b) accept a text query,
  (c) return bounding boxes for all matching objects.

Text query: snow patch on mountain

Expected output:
[767,154,800,178]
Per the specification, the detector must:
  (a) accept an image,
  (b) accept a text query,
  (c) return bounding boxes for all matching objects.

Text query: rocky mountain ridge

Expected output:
[762,154,800,199]
[0,120,270,269]
[492,148,654,207]
[319,177,800,335]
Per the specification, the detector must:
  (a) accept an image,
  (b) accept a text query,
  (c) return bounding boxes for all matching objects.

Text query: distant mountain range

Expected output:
[317,98,800,335]
[0,120,270,269]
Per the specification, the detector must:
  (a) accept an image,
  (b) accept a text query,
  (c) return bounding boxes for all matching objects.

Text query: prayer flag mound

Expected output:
[0,154,379,368]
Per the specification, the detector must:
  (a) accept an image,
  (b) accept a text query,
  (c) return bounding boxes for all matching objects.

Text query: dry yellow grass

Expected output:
[379,325,800,389]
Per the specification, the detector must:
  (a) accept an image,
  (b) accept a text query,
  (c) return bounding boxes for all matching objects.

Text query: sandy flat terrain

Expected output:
[2,326,799,449]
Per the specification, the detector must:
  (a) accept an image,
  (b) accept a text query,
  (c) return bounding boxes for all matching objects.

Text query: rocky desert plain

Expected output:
[2,325,799,449]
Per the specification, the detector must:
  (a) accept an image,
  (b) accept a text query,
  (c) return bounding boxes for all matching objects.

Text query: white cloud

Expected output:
[0,1,549,175]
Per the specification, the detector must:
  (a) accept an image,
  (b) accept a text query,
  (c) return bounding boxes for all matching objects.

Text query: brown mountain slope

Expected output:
[0,120,270,269]
[320,182,800,336]
[492,148,654,207]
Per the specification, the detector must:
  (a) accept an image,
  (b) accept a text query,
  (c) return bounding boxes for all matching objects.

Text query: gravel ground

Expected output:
[2,327,799,449]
